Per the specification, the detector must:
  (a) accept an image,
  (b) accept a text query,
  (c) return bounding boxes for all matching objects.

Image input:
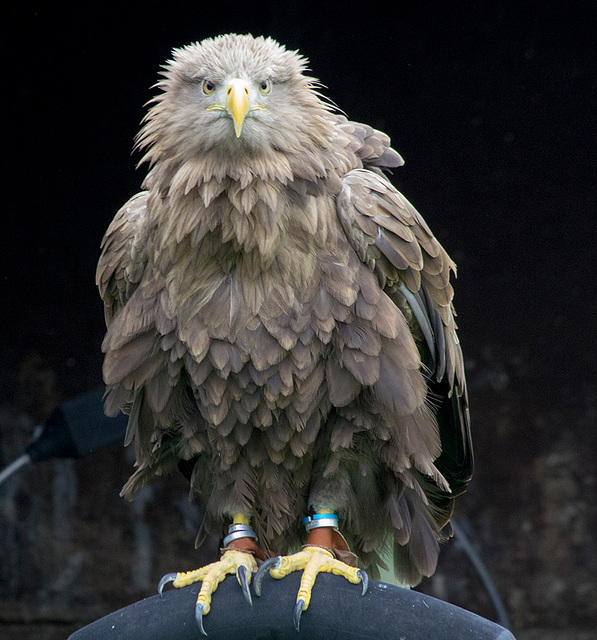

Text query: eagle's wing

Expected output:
[96,191,150,326]
[336,151,472,510]
[95,191,154,441]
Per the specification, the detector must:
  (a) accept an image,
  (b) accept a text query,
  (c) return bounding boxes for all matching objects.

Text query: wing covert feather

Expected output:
[337,169,457,383]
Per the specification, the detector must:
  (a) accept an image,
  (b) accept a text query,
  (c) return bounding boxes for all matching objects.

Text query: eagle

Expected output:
[96,33,472,633]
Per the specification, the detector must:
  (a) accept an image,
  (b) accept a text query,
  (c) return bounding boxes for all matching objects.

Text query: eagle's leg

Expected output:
[254,511,368,630]
[158,513,267,636]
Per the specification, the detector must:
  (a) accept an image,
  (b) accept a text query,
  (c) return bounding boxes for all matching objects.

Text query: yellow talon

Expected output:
[159,514,261,635]
[269,545,361,611]
[163,549,257,616]
[255,544,366,630]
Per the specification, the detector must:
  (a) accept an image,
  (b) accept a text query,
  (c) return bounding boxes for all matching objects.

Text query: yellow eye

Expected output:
[202,79,216,95]
[259,79,272,95]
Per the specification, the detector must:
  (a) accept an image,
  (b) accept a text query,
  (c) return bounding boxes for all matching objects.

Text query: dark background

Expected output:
[1,2,595,639]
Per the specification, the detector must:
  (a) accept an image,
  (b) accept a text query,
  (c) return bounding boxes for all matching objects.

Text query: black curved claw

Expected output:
[195,602,207,636]
[357,569,369,596]
[293,598,305,631]
[158,572,178,596]
[237,565,253,606]
[253,556,282,597]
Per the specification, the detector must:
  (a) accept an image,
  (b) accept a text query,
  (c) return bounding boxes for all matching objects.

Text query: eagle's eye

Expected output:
[202,79,216,95]
[259,80,272,95]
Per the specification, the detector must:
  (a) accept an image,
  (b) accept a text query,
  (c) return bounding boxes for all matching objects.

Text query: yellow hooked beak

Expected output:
[225,79,251,138]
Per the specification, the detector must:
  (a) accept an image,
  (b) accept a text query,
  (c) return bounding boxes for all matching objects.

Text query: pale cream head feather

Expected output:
[136,34,334,168]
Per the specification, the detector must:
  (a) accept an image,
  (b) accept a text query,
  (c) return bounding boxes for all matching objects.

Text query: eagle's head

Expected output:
[137,34,334,166]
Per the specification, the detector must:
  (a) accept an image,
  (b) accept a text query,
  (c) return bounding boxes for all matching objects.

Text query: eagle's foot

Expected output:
[158,548,258,636]
[254,544,368,630]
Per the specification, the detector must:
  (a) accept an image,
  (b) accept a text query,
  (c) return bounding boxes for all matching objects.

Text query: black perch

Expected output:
[68,573,516,640]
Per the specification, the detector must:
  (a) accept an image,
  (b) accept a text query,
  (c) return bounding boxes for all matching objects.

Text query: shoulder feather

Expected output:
[96,191,151,325]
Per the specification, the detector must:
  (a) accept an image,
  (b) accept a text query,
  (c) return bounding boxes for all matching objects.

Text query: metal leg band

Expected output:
[302,513,339,531]
[223,522,258,547]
